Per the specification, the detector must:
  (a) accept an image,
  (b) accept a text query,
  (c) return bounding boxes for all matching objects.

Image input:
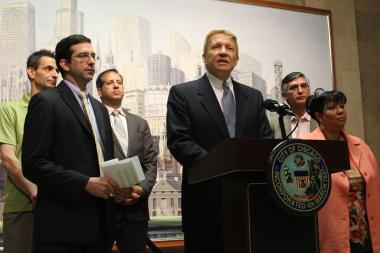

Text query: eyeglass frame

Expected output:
[71,52,99,62]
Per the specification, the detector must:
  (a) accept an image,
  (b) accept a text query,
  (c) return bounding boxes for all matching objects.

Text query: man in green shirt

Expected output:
[0,49,58,253]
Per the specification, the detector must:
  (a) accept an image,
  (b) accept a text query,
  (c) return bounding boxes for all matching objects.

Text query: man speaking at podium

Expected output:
[167,29,272,252]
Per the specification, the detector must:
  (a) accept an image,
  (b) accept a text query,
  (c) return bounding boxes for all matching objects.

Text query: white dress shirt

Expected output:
[105,105,129,155]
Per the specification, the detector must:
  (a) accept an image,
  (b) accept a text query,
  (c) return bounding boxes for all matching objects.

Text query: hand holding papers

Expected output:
[100,156,145,188]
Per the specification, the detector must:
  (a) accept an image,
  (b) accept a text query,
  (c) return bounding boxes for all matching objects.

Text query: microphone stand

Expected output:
[278,114,300,140]
[279,114,287,140]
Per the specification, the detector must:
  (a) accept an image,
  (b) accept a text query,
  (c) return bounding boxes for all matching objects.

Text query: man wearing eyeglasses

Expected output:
[270,71,318,139]
[22,34,118,253]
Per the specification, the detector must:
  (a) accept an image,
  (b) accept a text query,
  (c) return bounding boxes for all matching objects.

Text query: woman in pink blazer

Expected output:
[301,90,380,253]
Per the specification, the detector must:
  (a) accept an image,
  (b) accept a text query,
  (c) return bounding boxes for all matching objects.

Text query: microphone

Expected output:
[264,99,296,117]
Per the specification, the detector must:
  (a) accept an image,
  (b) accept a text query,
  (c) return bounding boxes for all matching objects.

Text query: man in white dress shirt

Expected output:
[96,69,157,253]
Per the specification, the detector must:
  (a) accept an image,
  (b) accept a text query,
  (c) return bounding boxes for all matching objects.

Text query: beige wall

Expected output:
[354,0,380,163]
[267,0,380,162]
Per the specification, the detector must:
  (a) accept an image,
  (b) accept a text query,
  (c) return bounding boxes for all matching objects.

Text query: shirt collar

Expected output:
[291,112,311,122]
[64,80,85,98]
[22,93,31,107]
[105,104,126,117]
[205,71,232,90]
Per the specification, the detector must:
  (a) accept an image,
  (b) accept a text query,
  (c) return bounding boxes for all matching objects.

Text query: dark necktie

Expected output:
[222,81,236,137]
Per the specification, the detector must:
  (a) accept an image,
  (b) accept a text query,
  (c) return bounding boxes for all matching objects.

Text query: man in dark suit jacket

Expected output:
[22,35,118,253]
[96,69,157,253]
[167,29,272,252]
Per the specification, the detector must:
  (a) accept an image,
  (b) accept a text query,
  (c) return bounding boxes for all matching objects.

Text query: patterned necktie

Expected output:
[222,81,236,137]
[112,110,129,156]
[79,91,104,167]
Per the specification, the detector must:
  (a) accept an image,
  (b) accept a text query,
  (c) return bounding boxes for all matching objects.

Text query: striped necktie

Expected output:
[79,91,104,167]
[112,110,129,156]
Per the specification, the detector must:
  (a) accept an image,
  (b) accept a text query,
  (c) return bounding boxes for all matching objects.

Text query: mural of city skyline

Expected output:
[0,0,333,221]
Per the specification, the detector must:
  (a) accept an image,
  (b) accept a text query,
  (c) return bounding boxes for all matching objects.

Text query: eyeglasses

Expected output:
[288,83,309,92]
[72,53,99,62]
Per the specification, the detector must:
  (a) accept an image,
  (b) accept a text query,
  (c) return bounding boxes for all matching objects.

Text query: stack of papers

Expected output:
[100,156,145,188]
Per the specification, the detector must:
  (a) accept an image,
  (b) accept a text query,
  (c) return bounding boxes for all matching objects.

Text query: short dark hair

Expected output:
[281,72,309,96]
[306,90,347,124]
[26,49,55,70]
[55,34,91,75]
[96,68,123,89]
[26,49,56,81]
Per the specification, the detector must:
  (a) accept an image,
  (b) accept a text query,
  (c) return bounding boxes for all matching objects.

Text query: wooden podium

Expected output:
[187,138,349,253]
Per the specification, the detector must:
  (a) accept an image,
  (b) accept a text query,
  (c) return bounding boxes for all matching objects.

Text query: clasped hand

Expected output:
[85,177,144,205]
[114,185,144,206]
[85,176,119,199]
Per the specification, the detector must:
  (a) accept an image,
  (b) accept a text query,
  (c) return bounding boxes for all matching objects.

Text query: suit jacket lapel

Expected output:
[197,75,229,138]
[284,115,292,135]
[234,81,249,137]
[57,81,92,136]
[314,128,362,169]
[124,109,137,158]
[112,130,126,159]
[344,132,362,169]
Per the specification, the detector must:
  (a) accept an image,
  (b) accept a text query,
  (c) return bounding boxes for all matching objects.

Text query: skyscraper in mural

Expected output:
[111,15,151,113]
[55,0,84,39]
[272,60,283,102]
[170,67,185,86]
[169,31,191,69]
[145,52,171,117]
[147,53,171,87]
[103,37,115,70]
[111,15,152,69]
[0,2,35,80]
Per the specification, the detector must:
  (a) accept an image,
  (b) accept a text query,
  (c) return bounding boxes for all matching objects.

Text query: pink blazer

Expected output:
[302,128,380,253]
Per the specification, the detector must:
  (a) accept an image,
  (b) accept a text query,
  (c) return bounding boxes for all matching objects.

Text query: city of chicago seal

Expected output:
[268,140,331,215]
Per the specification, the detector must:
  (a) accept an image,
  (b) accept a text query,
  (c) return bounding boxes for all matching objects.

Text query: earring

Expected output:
[319,122,324,132]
